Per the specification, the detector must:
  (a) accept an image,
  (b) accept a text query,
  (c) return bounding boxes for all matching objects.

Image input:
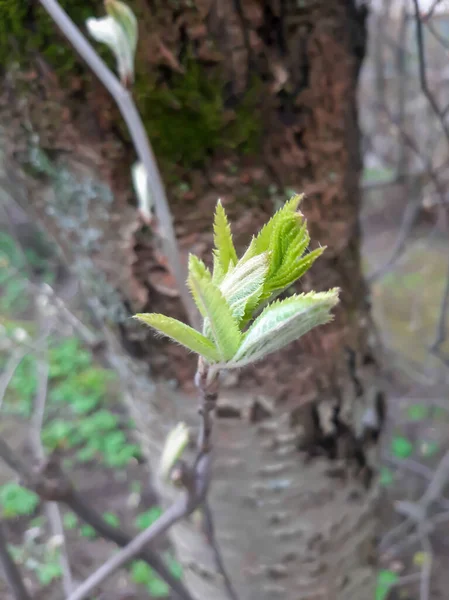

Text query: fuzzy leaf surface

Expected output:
[213,201,238,277]
[229,289,339,367]
[188,256,241,360]
[134,314,220,363]
[241,194,304,263]
[220,253,268,321]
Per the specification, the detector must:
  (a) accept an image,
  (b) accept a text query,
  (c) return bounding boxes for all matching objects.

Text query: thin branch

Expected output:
[0,348,30,412]
[30,334,74,596]
[412,0,449,146]
[38,0,198,326]
[0,438,195,600]
[422,0,444,21]
[430,256,449,366]
[202,502,239,600]
[0,520,31,600]
[65,486,195,600]
[367,194,421,283]
[67,497,190,600]
[65,359,219,600]
[0,326,54,412]
[419,532,432,600]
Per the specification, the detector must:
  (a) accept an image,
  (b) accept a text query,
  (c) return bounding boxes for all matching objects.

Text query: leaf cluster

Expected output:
[135,196,339,369]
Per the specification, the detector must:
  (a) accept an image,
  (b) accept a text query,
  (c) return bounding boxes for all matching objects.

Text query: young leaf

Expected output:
[229,289,339,368]
[241,193,304,262]
[188,256,241,361]
[219,253,268,321]
[213,201,238,275]
[86,0,137,85]
[187,255,213,317]
[134,314,220,363]
[266,247,325,297]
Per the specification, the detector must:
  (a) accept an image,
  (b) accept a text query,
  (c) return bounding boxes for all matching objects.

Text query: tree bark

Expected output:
[0,1,383,599]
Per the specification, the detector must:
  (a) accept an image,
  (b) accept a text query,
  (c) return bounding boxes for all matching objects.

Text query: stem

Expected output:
[195,364,219,454]
[67,497,190,600]
[0,438,194,600]
[0,521,31,600]
[38,0,198,326]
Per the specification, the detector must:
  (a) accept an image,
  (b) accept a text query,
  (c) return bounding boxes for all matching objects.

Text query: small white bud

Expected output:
[159,422,190,482]
[86,0,137,85]
[132,162,153,223]
[13,328,29,343]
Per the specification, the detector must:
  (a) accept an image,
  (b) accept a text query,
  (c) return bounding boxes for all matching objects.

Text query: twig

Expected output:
[38,0,198,326]
[30,334,75,596]
[429,256,449,366]
[422,0,444,21]
[64,359,220,600]
[202,502,239,600]
[419,531,432,600]
[67,497,190,600]
[195,361,219,455]
[412,0,449,147]
[0,520,31,600]
[0,325,54,412]
[367,195,421,283]
[0,348,30,412]
[0,437,195,600]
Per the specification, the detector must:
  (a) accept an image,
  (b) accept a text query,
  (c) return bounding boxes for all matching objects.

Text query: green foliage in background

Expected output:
[0,482,39,518]
[0,332,141,469]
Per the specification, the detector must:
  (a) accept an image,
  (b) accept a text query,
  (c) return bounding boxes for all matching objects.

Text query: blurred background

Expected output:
[0,1,449,599]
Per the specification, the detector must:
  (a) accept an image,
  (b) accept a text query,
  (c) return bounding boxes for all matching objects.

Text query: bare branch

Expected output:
[67,497,190,600]
[367,195,421,283]
[0,438,195,600]
[422,0,444,21]
[0,520,31,600]
[418,531,432,600]
[412,0,449,146]
[430,256,449,366]
[202,502,239,600]
[29,333,75,596]
[38,0,198,326]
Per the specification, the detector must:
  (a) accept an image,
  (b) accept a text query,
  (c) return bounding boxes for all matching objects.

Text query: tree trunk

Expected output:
[0,1,383,599]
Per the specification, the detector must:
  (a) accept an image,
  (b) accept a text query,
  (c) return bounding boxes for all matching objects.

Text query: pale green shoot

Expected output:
[134,196,339,369]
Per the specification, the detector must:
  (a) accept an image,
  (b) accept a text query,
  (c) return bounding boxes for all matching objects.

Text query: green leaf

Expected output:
[219,253,268,321]
[188,256,241,361]
[165,553,183,579]
[38,562,62,586]
[406,404,428,421]
[134,313,220,363]
[375,569,399,600]
[229,290,339,368]
[0,483,39,518]
[243,193,303,262]
[103,512,120,527]
[135,507,163,530]
[265,247,325,298]
[391,436,413,459]
[80,525,97,539]
[379,467,394,487]
[212,200,238,275]
[130,560,153,584]
[105,0,138,55]
[147,577,170,597]
[63,513,78,530]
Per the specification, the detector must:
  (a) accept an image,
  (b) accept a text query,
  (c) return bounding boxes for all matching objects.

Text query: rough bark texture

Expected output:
[0,1,383,599]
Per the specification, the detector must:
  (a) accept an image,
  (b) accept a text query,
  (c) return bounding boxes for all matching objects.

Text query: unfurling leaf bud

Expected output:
[132,162,153,223]
[86,0,137,86]
[159,423,190,482]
